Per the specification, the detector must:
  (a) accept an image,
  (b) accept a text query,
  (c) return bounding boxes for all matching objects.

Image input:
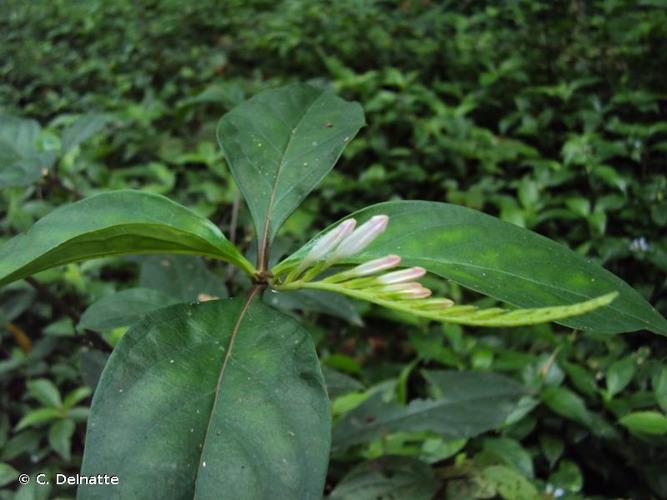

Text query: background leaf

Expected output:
[78,288,179,330]
[61,113,112,154]
[26,379,62,408]
[329,456,439,500]
[80,297,331,499]
[264,288,363,326]
[619,411,667,435]
[0,114,55,188]
[332,370,524,451]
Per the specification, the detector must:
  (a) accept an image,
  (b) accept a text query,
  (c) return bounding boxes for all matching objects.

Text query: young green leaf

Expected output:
[0,190,255,288]
[217,83,364,268]
[0,463,19,488]
[605,357,636,400]
[619,411,667,435]
[15,408,62,430]
[49,419,76,461]
[26,379,62,408]
[277,201,667,335]
[541,387,593,427]
[79,296,330,499]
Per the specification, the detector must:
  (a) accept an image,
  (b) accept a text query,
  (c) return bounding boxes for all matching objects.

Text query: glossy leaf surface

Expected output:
[0,190,254,287]
[217,83,364,258]
[278,201,667,334]
[79,297,330,499]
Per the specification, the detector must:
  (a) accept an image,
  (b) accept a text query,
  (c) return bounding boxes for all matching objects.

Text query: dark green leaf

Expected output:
[481,465,539,500]
[264,288,363,326]
[79,288,180,330]
[79,350,109,390]
[48,419,75,461]
[322,366,364,399]
[655,367,667,414]
[329,457,439,500]
[0,190,254,288]
[1,430,40,461]
[482,437,534,478]
[333,370,524,450]
[80,297,330,499]
[279,201,667,334]
[0,283,36,322]
[542,387,592,427]
[138,255,228,302]
[61,113,112,153]
[606,357,636,399]
[0,463,19,488]
[217,83,364,254]
[548,460,583,493]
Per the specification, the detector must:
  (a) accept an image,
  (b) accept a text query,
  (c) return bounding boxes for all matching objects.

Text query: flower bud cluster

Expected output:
[280,215,455,311]
[296,215,389,273]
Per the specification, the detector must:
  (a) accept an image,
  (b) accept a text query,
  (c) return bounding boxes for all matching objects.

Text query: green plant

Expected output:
[1,83,665,499]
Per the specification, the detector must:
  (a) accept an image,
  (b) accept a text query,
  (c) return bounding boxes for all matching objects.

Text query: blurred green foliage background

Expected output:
[1,1,666,498]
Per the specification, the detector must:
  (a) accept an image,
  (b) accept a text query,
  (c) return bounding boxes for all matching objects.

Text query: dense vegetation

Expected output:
[1,1,666,498]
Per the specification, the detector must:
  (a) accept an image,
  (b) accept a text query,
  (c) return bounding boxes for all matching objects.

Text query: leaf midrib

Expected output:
[192,286,261,499]
[257,90,324,270]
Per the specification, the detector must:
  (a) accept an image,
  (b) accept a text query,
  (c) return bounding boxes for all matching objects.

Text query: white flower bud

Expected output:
[349,255,401,277]
[380,282,432,299]
[377,267,426,284]
[299,219,357,270]
[328,215,389,261]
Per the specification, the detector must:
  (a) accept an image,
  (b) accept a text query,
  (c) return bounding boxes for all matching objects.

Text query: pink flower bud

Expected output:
[377,267,426,285]
[329,215,389,260]
[349,255,401,277]
[404,287,432,299]
[380,282,432,299]
[300,219,357,269]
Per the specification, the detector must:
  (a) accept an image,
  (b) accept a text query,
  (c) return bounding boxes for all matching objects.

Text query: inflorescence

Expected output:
[271,215,618,327]
[273,215,456,314]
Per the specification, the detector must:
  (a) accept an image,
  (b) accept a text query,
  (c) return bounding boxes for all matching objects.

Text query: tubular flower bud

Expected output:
[405,288,432,299]
[377,267,426,285]
[299,219,357,270]
[379,282,432,299]
[349,255,401,277]
[329,215,389,261]
[415,298,455,310]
